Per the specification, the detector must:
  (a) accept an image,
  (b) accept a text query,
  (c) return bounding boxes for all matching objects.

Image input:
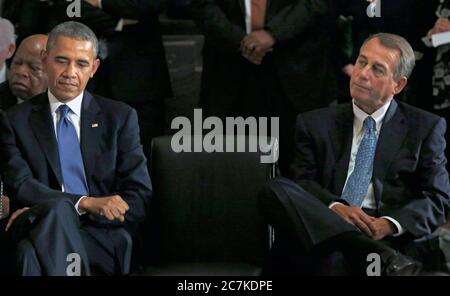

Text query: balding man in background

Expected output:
[0,17,16,84]
[0,34,48,110]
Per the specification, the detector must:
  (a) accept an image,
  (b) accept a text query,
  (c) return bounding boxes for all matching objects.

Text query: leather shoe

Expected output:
[382,251,422,276]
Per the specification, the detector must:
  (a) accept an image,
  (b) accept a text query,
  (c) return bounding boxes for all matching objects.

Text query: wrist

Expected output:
[79,196,92,212]
[264,27,276,45]
[383,218,397,235]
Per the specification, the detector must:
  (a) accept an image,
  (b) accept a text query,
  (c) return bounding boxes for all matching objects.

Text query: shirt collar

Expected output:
[0,64,6,84]
[48,90,83,118]
[352,99,392,133]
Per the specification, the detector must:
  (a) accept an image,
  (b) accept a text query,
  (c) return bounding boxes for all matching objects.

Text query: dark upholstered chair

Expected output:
[142,135,276,275]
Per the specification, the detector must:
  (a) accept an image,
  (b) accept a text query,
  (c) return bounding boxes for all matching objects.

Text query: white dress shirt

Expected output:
[244,0,252,34]
[330,99,405,236]
[48,90,86,215]
[0,64,7,84]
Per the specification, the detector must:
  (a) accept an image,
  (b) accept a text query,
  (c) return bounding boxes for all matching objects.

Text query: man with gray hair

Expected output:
[0,21,152,276]
[260,33,450,276]
[0,17,16,84]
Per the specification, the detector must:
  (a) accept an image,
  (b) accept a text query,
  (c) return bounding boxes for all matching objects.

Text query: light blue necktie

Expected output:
[57,105,89,195]
[341,116,377,207]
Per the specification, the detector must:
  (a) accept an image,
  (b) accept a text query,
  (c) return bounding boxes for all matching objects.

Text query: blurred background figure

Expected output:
[191,0,338,177]
[425,0,450,169]
[1,0,50,45]
[0,17,15,84]
[333,0,439,106]
[0,34,48,109]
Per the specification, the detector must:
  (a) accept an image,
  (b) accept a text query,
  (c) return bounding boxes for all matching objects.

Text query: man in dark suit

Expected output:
[0,79,15,109]
[260,33,450,275]
[0,34,47,275]
[191,0,338,176]
[0,34,48,110]
[0,17,15,84]
[3,0,172,159]
[0,21,152,275]
[48,0,172,159]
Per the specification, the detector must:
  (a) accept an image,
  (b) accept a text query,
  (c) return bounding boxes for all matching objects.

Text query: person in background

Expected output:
[191,0,338,177]
[0,17,15,84]
[426,0,450,170]
[0,34,48,109]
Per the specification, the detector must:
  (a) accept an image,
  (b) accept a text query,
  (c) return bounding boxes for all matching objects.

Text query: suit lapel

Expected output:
[373,100,407,205]
[30,93,63,186]
[330,104,354,195]
[80,92,102,189]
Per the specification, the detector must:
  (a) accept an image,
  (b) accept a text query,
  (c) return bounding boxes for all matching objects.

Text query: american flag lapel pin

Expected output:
[92,123,99,128]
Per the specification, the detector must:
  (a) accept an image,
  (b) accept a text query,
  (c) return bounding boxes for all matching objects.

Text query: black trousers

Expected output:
[260,177,415,275]
[9,198,132,276]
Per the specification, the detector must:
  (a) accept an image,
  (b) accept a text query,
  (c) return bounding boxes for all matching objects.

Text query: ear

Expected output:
[41,50,48,66]
[6,43,16,59]
[393,76,407,95]
[90,58,100,78]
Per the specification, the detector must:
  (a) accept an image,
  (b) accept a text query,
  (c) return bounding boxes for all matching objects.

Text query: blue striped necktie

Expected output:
[57,105,89,195]
[341,116,377,207]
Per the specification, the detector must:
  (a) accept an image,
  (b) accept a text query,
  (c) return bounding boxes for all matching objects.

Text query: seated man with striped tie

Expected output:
[260,33,450,276]
[0,21,152,275]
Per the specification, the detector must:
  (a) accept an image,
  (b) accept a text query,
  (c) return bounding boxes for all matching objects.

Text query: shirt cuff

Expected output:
[75,196,87,216]
[98,0,103,9]
[115,19,124,32]
[329,201,344,209]
[382,216,405,237]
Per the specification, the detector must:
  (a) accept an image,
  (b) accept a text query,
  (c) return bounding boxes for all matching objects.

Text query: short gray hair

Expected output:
[361,33,415,80]
[0,17,16,49]
[47,21,98,57]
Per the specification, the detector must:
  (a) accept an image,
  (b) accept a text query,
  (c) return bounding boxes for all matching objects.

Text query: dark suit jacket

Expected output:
[0,91,152,225]
[1,0,51,44]
[292,100,450,254]
[9,0,172,104]
[191,0,338,115]
[334,0,439,66]
[0,82,17,110]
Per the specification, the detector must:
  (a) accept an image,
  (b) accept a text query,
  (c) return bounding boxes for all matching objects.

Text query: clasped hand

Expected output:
[5,195,129,232]
[79,195,129,222]
[331,203,396,240]
[240,30,275,65]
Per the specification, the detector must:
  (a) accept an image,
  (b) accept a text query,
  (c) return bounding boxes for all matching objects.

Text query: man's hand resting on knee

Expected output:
[5,207,30,231]
[331,203,396,240]
[79,195,129,222]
